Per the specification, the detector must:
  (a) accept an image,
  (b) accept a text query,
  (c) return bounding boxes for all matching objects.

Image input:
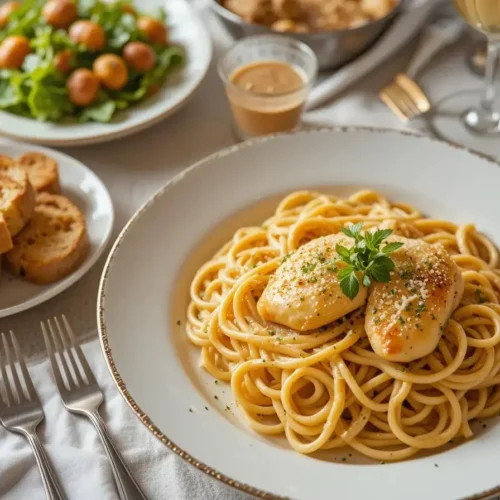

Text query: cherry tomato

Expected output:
[137,16,168,45]
[69,20,106,51]
[54,49,73,73]
[93,54,128,90]
[42,0,77,29]
[121,4,136,16]
[67,68,100,106]
[0,35,30,69]
[123,41,156,72]
[0,1,21,28]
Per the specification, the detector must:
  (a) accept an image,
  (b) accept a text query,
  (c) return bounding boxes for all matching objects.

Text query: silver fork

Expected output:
[0,331,66,500]
[42,316,147,500]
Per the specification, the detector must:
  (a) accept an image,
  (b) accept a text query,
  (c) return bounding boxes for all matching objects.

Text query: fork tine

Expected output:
[379,87,411,122]
[47,319,76,390]
[62,315,96,385]
[395,73,431,114]
[53,317,85,387]
[41,321,67,395]
[0,333,14,406]
[10,331,39,404]
[3,332,27,403]
[393,85,420,118]
[388,83,419,119]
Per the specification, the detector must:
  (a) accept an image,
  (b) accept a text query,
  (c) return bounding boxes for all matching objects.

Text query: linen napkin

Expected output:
[305,0,438,110]
[0,337,252,500]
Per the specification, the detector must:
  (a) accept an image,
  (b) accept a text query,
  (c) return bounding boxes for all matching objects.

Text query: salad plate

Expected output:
[0,0,212,146]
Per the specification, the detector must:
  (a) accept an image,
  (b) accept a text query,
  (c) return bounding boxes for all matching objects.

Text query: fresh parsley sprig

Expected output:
[335,223,403,300]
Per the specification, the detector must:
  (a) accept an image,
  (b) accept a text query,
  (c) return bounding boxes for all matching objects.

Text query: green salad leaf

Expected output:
[80,99,115,122]
[0,0,185,123]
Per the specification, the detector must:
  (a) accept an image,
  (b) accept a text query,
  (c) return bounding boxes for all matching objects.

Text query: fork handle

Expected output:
[25,431,66,500]
[86,410,147,500]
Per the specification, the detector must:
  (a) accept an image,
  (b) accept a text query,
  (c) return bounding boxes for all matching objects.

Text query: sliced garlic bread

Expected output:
[5,193,89,284]
[0,155,36,236]
[17,152,61,194]
[0,214,12,254]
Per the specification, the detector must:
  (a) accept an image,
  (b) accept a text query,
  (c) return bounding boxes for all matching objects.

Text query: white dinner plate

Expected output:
[98,128,500,500]
[0,0,212,147]
[0,137,113,318]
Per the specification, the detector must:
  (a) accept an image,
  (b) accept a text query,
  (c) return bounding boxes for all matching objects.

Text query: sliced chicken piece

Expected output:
[257,233,368,331]
[365,237,464,362]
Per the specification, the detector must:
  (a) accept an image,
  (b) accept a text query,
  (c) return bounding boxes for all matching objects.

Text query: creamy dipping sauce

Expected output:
[226,61,306,137]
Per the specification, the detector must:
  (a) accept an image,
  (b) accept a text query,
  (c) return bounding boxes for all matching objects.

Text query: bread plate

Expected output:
[98,127,500,500]
[0,137,113,318]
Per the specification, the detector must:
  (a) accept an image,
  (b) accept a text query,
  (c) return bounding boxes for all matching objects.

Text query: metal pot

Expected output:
[210,0,402,71]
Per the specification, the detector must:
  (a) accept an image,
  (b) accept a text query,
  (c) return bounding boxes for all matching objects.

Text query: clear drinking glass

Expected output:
[429,1,500,156]
[218,35,318,141]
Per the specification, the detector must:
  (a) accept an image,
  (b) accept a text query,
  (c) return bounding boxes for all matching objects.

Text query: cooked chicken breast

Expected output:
[257,233,368,331]
[365,237,464,362]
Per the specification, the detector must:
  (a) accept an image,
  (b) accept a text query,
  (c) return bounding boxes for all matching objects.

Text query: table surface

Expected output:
[0,4,496,500]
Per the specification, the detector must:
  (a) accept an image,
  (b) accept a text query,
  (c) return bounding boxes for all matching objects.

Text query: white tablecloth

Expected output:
[0,3,493,500]
[0,338,251,500]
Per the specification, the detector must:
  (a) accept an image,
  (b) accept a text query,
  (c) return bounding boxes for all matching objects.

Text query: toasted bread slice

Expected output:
[0,214,12,254]
[17,152,61,194]
[5,193,89,284]
[0,155,36,236]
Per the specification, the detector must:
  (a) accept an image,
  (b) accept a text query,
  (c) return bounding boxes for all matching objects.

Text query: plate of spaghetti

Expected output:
[98,128,500,500]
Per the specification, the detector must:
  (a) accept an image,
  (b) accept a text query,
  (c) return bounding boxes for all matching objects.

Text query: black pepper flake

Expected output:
[189,408,193,413]
[214,395,218,400]
[205,406,209,411]
[176,320,181,326]
[434,464,439,468]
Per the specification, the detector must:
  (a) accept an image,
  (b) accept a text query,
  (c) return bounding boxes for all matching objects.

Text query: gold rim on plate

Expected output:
[97,126,500,500]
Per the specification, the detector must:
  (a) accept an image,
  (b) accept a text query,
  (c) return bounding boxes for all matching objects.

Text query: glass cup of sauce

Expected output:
[218,35,318,141]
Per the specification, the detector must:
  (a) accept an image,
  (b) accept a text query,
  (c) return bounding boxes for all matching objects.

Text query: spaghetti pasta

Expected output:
[186,190,500,461]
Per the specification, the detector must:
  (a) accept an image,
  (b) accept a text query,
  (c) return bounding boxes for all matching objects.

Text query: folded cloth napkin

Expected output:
[305,0,438,110]
[0,337,252,500]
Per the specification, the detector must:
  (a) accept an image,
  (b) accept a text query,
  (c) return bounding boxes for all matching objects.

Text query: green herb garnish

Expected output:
[301,262,316,274]
[475,288,486,304]
[336,223,403,300]
[416,302,427,314]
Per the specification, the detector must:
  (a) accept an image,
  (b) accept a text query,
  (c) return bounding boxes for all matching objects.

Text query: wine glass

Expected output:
[429,1,500,156]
